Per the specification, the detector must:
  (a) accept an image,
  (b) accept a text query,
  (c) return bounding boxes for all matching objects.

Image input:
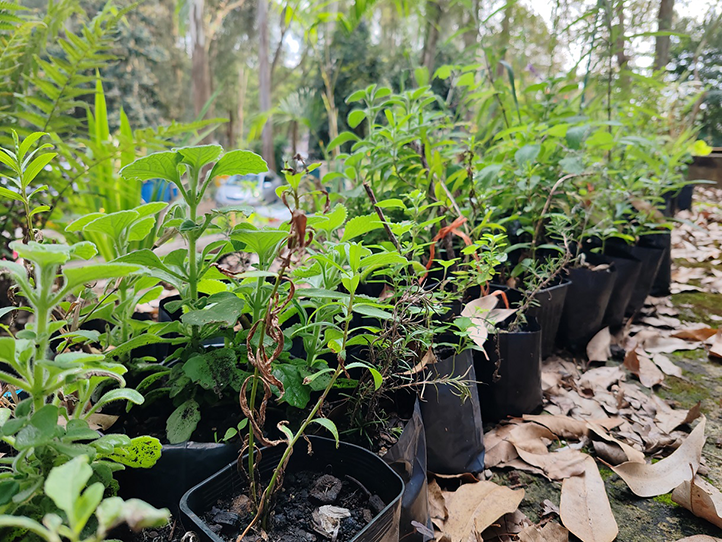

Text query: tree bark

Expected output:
[496,2,512,76]
[257,0,275,171]
[190,0,211,119]
[654,0,675,71]
[421,0,443,75]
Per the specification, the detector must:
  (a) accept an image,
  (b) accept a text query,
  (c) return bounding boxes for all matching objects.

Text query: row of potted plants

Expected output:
[0,71,705,542]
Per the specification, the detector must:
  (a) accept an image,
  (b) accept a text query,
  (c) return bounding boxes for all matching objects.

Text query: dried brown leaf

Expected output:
[428,478,448,526]
[513,446,588,481]
[587,421,645,464]
[624,348,665,387]
[522,415,589,439]
[672,476,722,529]
[611,417,706,497]
[673,327,718,342]
[651,353,684,378]
[438,481,524,542]
[586,327,611,362]
[674,536,722,541]
[579,366,625,393]
[517,522,569,542]
[560,456,618,542]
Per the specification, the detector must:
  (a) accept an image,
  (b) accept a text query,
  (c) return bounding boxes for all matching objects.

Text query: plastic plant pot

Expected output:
[640,231,672,297]
[179,436,404,542]
[475,317,543,422]
[602,248,642,329]
[527,279,571,359]
[622,244,665,316]
[556,256,617,354]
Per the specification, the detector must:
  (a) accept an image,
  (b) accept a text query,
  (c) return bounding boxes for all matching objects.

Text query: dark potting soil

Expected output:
[202,471,385,542]
[111,518,183,542]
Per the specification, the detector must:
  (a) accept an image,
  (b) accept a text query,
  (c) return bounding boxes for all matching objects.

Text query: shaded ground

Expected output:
[486,202,722,540]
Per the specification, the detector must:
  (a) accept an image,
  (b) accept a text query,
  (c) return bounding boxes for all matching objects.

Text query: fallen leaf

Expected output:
[624,348,664,387]
[507,423,556,454]
[653,399,701,434]
[651,353,684,378]
[674,536,722,542]
[710,331,722,359]
[481,509,531,541]
[541,499,560,517]
[579,366,625,393]
[495,458,551,480]
[438,481,524,541]
[517,522,569,542]
[611,417,706,497]
[586,327,611,362]
[522,415,589,439]
[593,440,631,465]
[560,456,618,542]
[428,479,448,525]
[644,335,701,354]
[672,476,722,529]
[513,447,588,481]
[673,326,718,342]
[87,413,119,431]
[587,421,645,464]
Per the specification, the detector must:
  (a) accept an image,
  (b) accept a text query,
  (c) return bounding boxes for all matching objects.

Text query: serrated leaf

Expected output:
[120,151,181,185]
[209,149,267,179]
[62,263,140,291]
[341,214,382,241]
[177,144,222,170]
[515,144,540,168]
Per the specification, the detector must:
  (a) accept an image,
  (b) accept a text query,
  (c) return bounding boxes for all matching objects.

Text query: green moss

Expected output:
[653,493,679,507]
[657,374,711,408]
[672,291,722,326]
[599,465,615,480]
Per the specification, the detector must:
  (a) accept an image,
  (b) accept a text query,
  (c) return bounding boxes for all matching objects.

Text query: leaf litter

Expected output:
[433,193,722,541]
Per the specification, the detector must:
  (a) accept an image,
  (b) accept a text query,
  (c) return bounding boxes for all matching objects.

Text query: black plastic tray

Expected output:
[180,436,404,542]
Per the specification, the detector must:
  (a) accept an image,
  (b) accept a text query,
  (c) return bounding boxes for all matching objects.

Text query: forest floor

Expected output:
[430,188,722,542]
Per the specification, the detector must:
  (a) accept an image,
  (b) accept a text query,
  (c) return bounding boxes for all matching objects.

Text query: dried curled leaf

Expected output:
[560,456,618,542]
[672,476,722,529]
[611,417,706,497]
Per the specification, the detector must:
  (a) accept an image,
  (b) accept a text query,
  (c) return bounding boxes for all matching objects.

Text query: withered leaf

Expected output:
[672,476,722,529]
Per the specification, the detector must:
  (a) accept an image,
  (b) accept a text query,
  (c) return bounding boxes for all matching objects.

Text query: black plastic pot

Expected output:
[601,249,642,329]
[180,436,404,542]
[383,400,431,542]
[475,317,542,422]
[677,184,694,211]
[115,441,239,514]
[420,348,485,475]
[640,232,672,297]
[618,243,665,315]
[527,279,571,359]
[556,256,617,353]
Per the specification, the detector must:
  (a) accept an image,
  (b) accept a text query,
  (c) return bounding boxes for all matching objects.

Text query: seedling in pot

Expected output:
[0,239,167,539]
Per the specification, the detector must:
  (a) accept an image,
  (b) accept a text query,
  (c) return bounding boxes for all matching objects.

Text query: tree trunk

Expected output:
[496,2,512,76]
[462,0,479,51]
[257,0,275,171]
[614,2,629,71]
[654,0,675,71]
[190,0,211,119]
[237,66,247,147]
[421,0,443,75]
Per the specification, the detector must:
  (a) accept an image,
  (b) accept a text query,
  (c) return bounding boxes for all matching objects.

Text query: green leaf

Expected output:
[559,156,585,174]
[66,213,104,232]
[347,110,366,129]
[44,456,92,523]
[352,303,393,320]
[345,89,366,103]
[62,263,140,291]
[105,436,162,468]
[566,126,589,149]
[127,216,156,242]
[477,164,502,187]
[23,152,57,188]
[273,365,310,408]
[315,203,347,233]
[96,497,169,532]
[166,399,201,444]
[120,151,181,185]
[345,362,383,390]
[209,149,267,179]
[181,294,245,327]
[326,131,360,151]
[83,210,139,239]
[0,186,23,202]
[514,144,540,168]
[231,225,288,264]
[0,480,19,506]
[341,214,382,241]
[311,418,339,447]
[177,145,222,170]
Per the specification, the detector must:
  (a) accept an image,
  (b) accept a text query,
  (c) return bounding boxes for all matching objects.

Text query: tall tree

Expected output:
[421,0,444,74]
[654,0,675,71]
[190,0,211,118]
[257,0,275,170]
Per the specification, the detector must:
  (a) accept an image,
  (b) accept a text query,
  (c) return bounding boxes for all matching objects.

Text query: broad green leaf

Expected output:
[514,144,540,168]
[352,303,393,320]
[134,202,168,218]
[166,399,200,444]
[23,152,57,188]
[347,110,365,129]
[0,480,19,506]
[209,149,267,179]
[62,263,140,291]
[566,126,589,149]
[345,362,383,390]
[477,164,503,187]
[341,214,382,241]
[231,224,288,265]
[11,241,76,266]
[181,294,244,327]
[90,389,144,415]
[127,216,156,242]
[311,418,339,447]
[83,210,139,239]
[105,436,162,468]
[273,365,310,408]
[96,496,169,532]
[559,156,585,175]
[120,151,181,185]
[177,145,222,170]
[44,456,92,521]
[66,213,104,232]
[315,203,347,233]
